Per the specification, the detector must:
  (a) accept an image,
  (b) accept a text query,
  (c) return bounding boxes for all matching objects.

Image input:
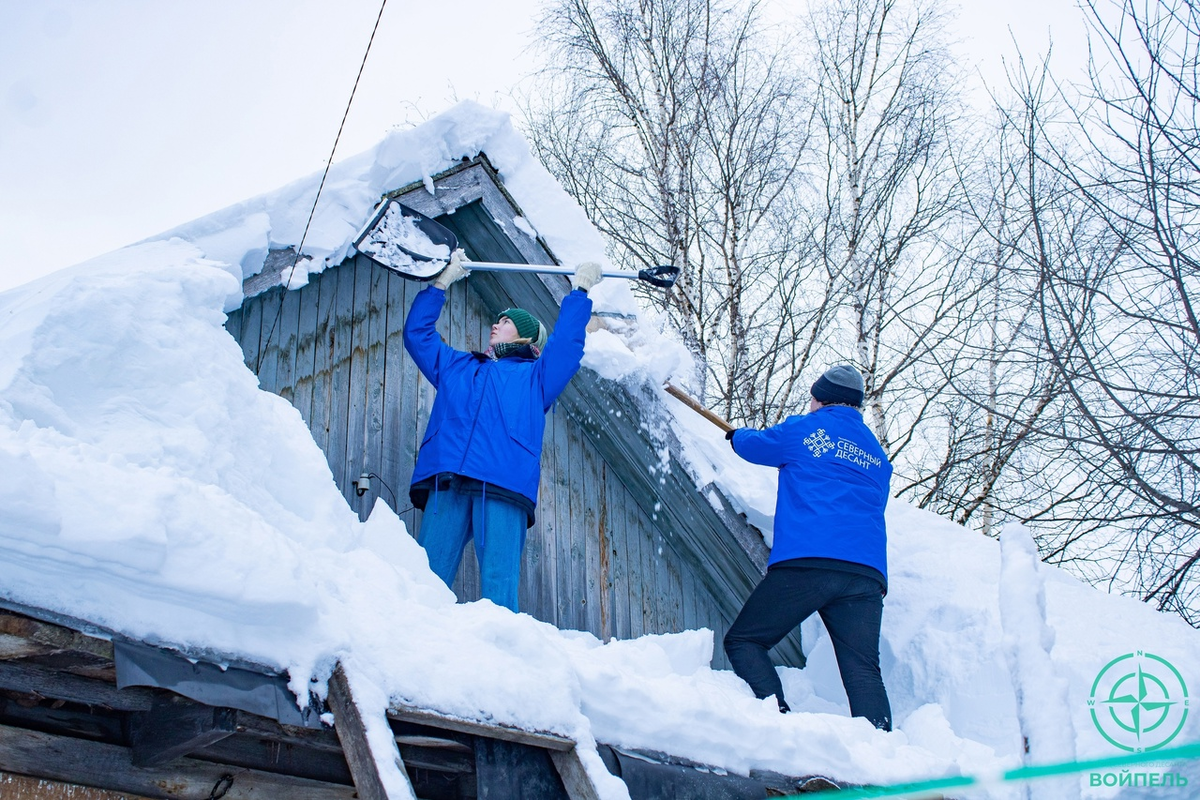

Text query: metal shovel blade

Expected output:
[354,198,680,289]
[638,265,680,288]
[353,199,458,280]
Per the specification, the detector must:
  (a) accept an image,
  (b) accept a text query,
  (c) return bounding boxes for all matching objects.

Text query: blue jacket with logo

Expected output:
[731,405,892,579]
[403,285,592,506]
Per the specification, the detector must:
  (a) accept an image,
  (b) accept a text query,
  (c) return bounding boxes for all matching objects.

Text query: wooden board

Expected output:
[0,771,156,800]
[292,279,321,428]
[388,703,574,752]
[327,667,413,800]
[0,723,356,800]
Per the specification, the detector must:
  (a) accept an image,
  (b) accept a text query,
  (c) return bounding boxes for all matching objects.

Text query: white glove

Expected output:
[571,261,603,292]
[434,249,469,289]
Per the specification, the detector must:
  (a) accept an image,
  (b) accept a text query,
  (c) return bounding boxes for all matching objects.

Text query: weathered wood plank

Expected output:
[548,749,604,800]
[241,248,312,300]
[237,294,263,375]
[379,271,409,525]
[0,611,113,662]
[0,771,157,800]
[566,420,588,631]
[623,490,645,640]
[360,258,390,517]
[274,283,302,405]
[189,733,353,785]
[599,462,616,642]
[0,660,155,712]
[667,546,684,632]
[292,279,321,428]
[0,723,356,800]
[130,698,237,768]
[327,261,359,506]
[309,265,340,457]
[255,288,284,396]
[223,307,243,345]
[605,480,626,641]
[582,438,603,639]
[328,667,413,800]
[387,704,574,752]
[530,409,559,626]
[554,402,574,630]
[344,257,374,520]
[653,532,671,634]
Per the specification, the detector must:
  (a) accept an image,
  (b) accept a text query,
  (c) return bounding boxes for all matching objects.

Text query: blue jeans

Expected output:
[417,483,527,612]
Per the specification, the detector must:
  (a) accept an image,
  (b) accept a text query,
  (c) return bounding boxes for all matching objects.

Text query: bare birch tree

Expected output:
[804,0,977,493]
[960,0,1200,622]
[1034,0,1200,621]
[522,0,824,424]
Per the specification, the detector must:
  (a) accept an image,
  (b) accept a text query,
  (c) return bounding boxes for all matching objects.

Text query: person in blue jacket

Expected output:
[403,251,601,612]
[723,365,893,730]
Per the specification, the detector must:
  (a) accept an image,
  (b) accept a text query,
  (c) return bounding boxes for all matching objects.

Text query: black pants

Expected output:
[724,567,892,731]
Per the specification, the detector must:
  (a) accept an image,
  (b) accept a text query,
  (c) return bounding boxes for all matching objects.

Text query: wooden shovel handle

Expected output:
[663,383,735,433]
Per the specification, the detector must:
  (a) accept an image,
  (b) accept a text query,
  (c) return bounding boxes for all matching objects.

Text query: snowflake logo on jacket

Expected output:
[804,428,835,457]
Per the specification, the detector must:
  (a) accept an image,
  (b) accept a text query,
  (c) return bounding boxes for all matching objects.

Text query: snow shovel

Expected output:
[353,198,680,289]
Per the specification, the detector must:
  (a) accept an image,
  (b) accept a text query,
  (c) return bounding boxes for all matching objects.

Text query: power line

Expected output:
[257,0,390,372]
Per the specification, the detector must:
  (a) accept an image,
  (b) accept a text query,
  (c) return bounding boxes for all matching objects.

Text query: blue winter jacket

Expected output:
[731,406,892,579]
[403,285,592,507]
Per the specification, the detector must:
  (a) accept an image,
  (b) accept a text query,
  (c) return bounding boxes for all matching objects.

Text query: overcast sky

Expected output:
[0,0,1091,294]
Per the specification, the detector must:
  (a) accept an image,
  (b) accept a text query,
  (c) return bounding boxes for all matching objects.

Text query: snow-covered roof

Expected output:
[149,102,612,311]
[1,102,1198,798]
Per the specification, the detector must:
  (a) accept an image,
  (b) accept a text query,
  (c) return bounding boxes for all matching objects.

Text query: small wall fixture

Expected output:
[351,472,397,506]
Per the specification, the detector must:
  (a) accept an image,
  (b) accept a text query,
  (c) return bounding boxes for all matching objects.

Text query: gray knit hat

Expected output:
[811,365,865,407]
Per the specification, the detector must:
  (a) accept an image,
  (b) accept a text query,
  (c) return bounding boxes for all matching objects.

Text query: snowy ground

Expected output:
[1,103,1197,798]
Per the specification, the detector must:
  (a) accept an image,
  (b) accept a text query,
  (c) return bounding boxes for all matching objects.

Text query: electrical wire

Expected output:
[257,0,390,372]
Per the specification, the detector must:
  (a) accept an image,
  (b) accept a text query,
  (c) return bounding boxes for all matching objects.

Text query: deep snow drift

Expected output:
[1,103,1197,798]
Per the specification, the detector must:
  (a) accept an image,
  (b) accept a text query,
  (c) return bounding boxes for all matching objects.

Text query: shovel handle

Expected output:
[464,261,679,288]
[464,261,628,278]
[663,383,735,433]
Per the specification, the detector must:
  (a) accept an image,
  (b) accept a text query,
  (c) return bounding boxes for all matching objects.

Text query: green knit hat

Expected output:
[499,308,547,349]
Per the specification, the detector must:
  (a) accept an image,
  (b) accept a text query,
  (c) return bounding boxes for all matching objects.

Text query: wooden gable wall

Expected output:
[224,159,803,669]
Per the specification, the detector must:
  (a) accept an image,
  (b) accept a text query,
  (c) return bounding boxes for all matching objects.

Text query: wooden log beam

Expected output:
[0,694,125,742]
[0,722,356,800]
[0,659,156,711]
[0,611,114,663]
[327,666,415,800]
[0,770,157,800]
[130,697,238,768]
[387,702,575,751]
[549,749,605,800]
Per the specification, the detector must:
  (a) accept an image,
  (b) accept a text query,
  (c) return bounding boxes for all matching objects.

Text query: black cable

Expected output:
[257,0,390,372]
[365,471,398,508]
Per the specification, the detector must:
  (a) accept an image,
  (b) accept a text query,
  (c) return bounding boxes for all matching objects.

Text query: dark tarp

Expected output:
[114,639,323,728]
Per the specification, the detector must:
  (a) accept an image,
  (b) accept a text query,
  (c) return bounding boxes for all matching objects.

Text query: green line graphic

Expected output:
[782,740,1200,799]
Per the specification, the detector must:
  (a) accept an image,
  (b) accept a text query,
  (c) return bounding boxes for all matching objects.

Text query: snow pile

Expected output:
[1,102,1198,798]
[151,101,610,309]
[577,256,1200,794]
[0,244,987,796]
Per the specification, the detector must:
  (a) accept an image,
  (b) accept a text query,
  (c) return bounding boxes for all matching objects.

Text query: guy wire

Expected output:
[257,0,390,372]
